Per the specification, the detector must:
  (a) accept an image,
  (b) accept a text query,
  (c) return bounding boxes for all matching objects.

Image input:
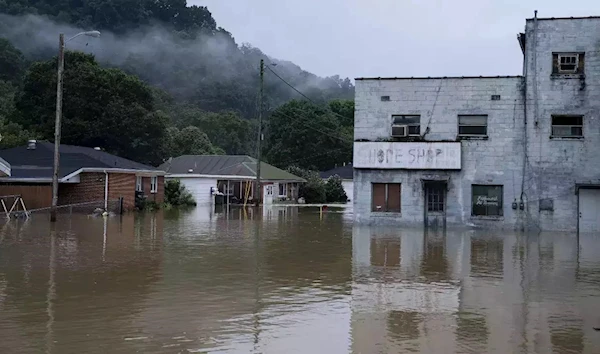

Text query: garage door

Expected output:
[579,189,600,233]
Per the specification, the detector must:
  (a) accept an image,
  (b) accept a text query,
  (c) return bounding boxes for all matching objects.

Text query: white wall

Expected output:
[168,177,216,205]
[342,180,353,202]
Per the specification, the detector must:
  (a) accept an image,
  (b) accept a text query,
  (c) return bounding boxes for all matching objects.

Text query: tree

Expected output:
[287,166,326,204]
[164,179,196,207]
[165,126,224,157]
[0,38,26,83]
[325,175,348,203]
[265,100,353,171]
[13,51,168,165]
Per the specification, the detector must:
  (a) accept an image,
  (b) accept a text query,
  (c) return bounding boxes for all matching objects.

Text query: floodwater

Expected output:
[0,206,599,354]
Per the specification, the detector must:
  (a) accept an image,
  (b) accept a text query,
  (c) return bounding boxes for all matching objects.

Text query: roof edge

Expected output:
[525,16,600,21]
[355,75,523,81]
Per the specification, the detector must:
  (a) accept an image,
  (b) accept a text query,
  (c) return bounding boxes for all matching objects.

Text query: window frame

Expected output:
[136,176,143,192]
[278,183,287,197]
[458,114,488,138]
[391,115,421,137]
[150,176,158,193]
[471,184,504,217]
[552,52,585,75]
[371,183,401,213]
[550,114,583,139]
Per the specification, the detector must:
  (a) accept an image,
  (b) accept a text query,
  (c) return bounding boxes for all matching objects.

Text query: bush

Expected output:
[325,175,348,203]
[164,179,197,207]
[287,166,326,204]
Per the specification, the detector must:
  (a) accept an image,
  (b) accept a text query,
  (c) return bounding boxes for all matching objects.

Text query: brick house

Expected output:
[0,140,164,211]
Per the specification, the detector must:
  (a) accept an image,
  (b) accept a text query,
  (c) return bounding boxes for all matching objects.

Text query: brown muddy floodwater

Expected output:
[0,206,599,353]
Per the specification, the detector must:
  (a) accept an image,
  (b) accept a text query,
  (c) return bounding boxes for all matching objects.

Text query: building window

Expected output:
[279,183,287,197]
[392,115,420,137]
[426,183,445,212]
[372,183,401,213]
[472,185,503,217]
[458,115,488,137]
[136,176,143,192]
[151,176,158,193]
[553,53,584,74]
[551,115,583,138]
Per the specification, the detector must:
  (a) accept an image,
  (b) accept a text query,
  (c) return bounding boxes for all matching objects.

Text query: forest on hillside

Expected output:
[0,0,354,170]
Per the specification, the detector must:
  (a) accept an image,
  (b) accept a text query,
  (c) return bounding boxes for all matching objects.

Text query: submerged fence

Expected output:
[27,199,124,216]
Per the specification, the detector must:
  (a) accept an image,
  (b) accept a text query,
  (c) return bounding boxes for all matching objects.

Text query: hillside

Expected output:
[0,1,354,169]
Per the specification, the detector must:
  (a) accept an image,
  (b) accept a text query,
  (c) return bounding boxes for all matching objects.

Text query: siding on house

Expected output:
[0,184,52,210]
[173,178,217,205]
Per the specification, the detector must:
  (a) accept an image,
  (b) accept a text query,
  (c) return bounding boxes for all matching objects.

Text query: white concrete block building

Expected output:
[353,15,600,232]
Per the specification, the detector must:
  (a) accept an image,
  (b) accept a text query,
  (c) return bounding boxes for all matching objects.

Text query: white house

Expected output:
[159,155,305,206]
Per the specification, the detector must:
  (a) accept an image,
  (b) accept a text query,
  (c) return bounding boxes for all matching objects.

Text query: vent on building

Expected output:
[391,125,408,137]
[381,95,391,102]
[94,147,101,151]
[27,139,36,150]
[491,95,501,101]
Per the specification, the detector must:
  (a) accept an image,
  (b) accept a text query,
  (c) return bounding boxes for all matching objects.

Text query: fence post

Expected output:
[119,197,124,215]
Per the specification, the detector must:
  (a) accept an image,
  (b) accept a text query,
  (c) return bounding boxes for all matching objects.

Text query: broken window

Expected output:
[372,183,401,213]
[472,185,503,217]
[392,115,420,136]
[551,115,583,138]
[458,115,488,137]
[553,53,585,74]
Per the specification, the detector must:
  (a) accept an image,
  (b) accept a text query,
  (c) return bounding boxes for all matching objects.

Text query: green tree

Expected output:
[13,51,168,165]
[0,38,26,83]
[164,179,196,207]
[0,80,31,149]
[165,126,224,157]
[287,166,326,204]
[265,100,352,171]
[325,175,348,203]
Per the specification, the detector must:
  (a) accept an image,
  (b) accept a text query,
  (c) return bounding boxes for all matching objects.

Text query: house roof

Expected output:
[0,141,160,182]
[158,155,306,182]
[355,76,522,81]
[320,164,353,180]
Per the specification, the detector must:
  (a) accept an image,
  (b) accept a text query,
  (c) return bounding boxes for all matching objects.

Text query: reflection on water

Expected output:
[0,206,599,353]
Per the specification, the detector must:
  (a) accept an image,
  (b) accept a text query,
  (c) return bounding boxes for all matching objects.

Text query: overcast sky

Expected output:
[193,1,600,79]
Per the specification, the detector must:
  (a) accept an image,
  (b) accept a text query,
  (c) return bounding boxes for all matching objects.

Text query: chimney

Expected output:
[27,139,36,150]
[94,147,101,151]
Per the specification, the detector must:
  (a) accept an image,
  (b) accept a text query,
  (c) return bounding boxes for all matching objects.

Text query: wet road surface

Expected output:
[0,205,599,353]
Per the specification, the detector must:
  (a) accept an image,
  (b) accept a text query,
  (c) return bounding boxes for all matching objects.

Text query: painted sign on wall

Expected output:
[353,142,461,169]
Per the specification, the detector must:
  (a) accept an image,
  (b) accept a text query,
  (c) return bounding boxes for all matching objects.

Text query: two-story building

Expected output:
[353,15,600,232]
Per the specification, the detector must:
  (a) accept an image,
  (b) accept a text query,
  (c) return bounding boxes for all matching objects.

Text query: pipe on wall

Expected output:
[104,171,109,210]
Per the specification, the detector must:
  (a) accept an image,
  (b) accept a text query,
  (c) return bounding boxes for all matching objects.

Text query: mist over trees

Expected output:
[0,1,354,169]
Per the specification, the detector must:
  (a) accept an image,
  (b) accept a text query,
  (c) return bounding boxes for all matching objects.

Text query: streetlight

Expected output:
[50,31,101,222]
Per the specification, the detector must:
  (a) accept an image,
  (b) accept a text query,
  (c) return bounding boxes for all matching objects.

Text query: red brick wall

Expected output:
[0,184,53,209]
[142,176,164,204]
[59,172,105,206]
[107,173,136,210]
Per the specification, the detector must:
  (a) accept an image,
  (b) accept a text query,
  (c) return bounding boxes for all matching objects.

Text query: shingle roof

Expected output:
[320,165,353,180]
[0,141,158,180]
[158,155,305,182]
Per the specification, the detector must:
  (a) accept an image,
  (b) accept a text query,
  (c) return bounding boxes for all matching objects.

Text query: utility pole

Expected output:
[255,59,264,206]
[50,34,65,222]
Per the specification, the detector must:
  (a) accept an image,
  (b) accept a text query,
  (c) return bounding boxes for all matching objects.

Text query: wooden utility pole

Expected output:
[50,33,65,222]
[255,59,264,206]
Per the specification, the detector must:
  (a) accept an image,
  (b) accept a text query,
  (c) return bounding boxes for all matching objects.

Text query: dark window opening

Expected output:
[551,115,583,138]
[472,185,503,216]
[372,183,401,213]
[381,95,391,101]
[392,115,420,136]
[458,115,488,137]
[426,183,445,212]
[552,53,585,75]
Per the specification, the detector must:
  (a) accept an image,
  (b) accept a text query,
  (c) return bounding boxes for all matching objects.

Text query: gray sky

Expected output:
[193,0,600,79]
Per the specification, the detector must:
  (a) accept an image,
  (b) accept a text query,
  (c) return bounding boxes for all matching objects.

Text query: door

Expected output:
[263,184,274,205]
[424,182,447,229]
[579,189,600,232]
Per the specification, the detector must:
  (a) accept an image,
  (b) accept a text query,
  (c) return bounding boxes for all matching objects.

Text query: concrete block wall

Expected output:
[354,77,528,229]
[524,18,600,231]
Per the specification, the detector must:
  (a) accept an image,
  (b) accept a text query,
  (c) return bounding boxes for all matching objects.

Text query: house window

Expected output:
[279,183,287,197]
[551,115,583,138]
[150,176,158,193]
[371,183,401,213]
[392,115,420,136]
[136,176,143,192]
[426,183,445,212]
[472,185,503,217]
[552,53,584,74]
[458,115,488,137]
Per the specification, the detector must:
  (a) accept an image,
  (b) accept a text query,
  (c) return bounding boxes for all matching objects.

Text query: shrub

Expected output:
[164,179,197,207]
[325,175,348,203]
[287,166,326,204]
